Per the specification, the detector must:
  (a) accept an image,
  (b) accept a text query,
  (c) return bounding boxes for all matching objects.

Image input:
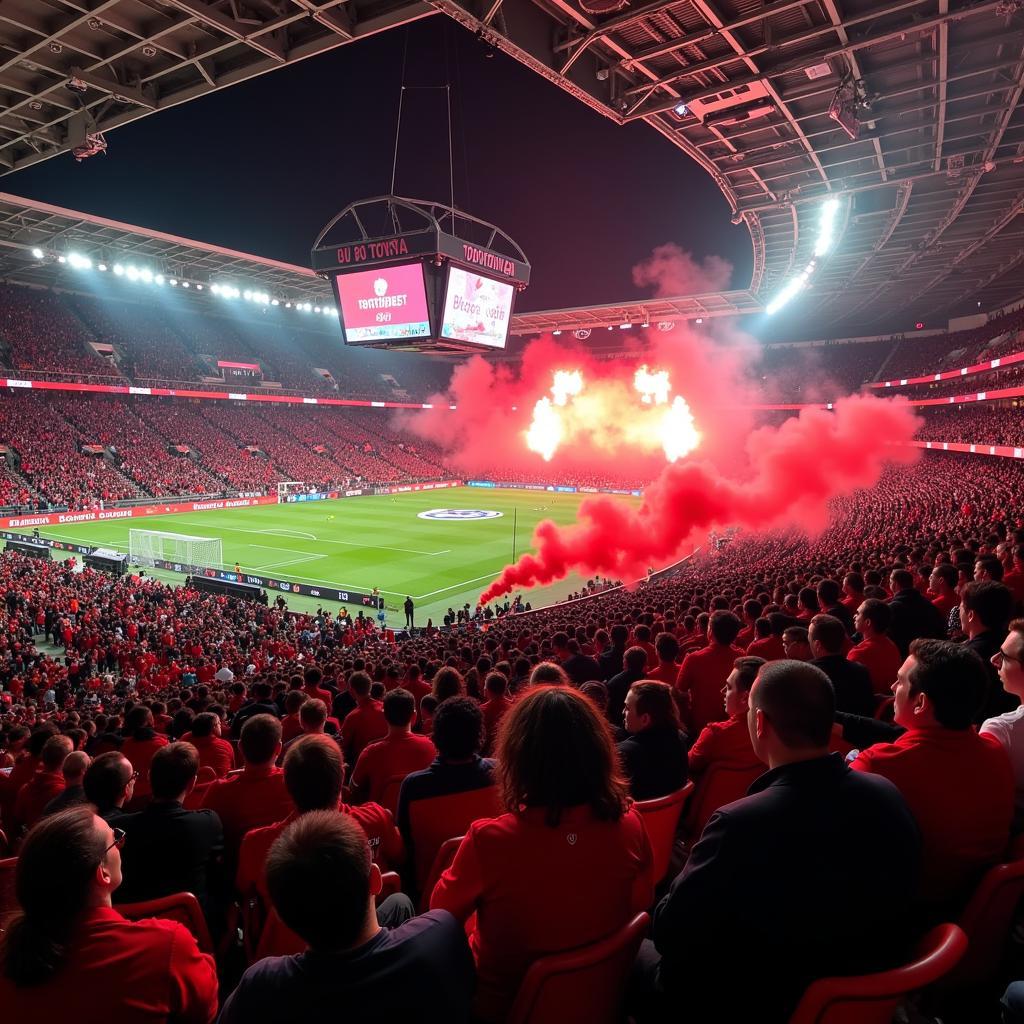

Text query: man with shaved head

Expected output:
[633,660,921,1024]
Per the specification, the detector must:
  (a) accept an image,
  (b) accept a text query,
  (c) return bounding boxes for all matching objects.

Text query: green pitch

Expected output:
[27,488,640,626]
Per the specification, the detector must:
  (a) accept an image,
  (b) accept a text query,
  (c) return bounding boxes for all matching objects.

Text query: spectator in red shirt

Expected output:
[186,712,235,778]
[675,610,745,733]
[120,706,169,807]
[735,599,762,649]
[480,673,513,755]
[848,599,903,693]
[852,639,1015,908]
[841,571,865,611]
[301,665,334,706]
[203,714,293,855]
[14,733,72,832]
[0,806,218,1023]
[928,563,960,619]
[237,734,404,908]
[339,671,388,765]
[746,614,787,661]
[280,700,332,761]
[1003,545,1024,607]
[688,656,766,776]
[350,688,436,805]
[280,690,307,745]
[83,751,137,826]
[645,632,681,686]
[431,686,654,1023]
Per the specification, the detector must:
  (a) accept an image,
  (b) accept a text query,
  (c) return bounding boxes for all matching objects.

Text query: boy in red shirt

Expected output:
[688,656,766,776]
[340,671,388,765]
[676,611,745,733]
[351,688,436,805]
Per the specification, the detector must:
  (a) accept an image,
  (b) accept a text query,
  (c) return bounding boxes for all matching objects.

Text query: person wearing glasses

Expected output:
[981,618,1024,831]
[83,752,138,826]
[0,806,218,1022]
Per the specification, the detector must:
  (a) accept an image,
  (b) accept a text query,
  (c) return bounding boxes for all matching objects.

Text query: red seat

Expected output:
[183,780,213,810]
[420,835,464,912]
[408,785,501,895]
[379,773,407,817]
[506,912,650,1024]
[942,855,1024,991]
[0,826,8,856]
[0,855,17,932]
[118,891,215,954]
[788,923,967,1024]
[195,766,217,785]
[683,763,763,840]
[634,781,693,883]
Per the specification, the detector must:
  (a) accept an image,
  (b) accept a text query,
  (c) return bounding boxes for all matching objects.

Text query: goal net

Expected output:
[277,481,308,502]
[129,529,223,571]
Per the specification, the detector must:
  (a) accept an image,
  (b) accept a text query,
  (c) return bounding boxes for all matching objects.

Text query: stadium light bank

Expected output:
[765,197,841,316]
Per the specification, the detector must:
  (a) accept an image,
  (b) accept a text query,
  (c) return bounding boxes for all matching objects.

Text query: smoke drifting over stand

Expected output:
[478,394,921,603]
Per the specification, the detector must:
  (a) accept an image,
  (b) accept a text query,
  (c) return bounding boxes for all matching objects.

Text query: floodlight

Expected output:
[97,263,107,271]
[814,197,841,257]
[140,269,153,283]
[155,274,164,285]
[181,281,190,288]
[114,264,124,276]
[31,247,43,259]
[170,279,179,286]
[673,102,689,116]
[126,266,139,281]
[271,299,279,306]
[57,255,67,264]
[68,253,91,270]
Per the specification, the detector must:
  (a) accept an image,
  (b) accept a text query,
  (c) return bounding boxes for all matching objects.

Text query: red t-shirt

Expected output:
[340,699,388,763]
[645,662,680,687]
[351,731,437,805]
[688,714,763,775]
[745,635,786,661]
[188,734,235,778]
[847,634,903,693]
[121,734,169,802]
[852,727,1014,904]
[0,906,217,1024]
[481,697,514,752]
[14,769,65,830]
[675,644,746,733]
[431,805,654,1023]
[202,765,294,853]
[930,591,958,618]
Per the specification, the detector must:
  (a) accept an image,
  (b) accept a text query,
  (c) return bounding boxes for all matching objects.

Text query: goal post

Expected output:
[277,481,308,502]
[129,529,223,571]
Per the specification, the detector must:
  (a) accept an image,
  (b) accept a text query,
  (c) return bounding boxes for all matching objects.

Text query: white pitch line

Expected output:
[251,553,329,571]
[181,518,446,557]
[259,528,318,541]
[414,570,503,600]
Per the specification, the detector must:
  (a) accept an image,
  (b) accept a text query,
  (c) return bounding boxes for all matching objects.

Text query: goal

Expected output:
[277,481,308,502]
[129,529,224,571]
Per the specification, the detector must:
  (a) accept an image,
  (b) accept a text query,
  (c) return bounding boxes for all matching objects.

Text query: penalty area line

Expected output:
[413,570,504,600]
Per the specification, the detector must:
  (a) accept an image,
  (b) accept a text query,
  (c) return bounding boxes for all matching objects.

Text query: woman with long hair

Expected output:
[431,685,654,1022]
[0,806,217,1022]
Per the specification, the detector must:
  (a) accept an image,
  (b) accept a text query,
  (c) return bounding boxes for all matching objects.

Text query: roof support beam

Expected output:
[162,0,286,61]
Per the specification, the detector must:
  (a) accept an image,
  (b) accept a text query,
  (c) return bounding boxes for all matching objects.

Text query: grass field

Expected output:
[26,488,640,626]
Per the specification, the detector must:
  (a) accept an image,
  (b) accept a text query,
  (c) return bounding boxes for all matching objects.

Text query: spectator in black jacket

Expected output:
[888,568,946,656]
[961,580,1017,722]
[606,647,649,727]
[116,742,224,915]
[633,660,920,1023]
[809,614,875,716]
[618,681,688,801]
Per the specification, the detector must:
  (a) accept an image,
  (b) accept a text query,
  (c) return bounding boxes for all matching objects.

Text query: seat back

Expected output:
[945,856,1024,989]
[683,763,763,840]
[634,782,693,883]
[420,835,464,912]
[408,785,501,892]
[507,912,650,1024]
[380,774,407,817]
[117,891,214,954]
[788,923,967,1024]
[196,766,217,785]
[0,856,17,932]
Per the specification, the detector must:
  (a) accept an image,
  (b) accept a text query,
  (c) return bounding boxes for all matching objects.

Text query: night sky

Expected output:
[4,18,752,314]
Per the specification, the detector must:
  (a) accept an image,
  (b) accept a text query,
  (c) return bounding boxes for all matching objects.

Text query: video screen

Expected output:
[439,266,515,349]
[332,262,432,345]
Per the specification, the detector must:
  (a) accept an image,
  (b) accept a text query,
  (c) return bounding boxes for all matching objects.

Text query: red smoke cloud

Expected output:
[631,243,733,297]
[478,394,921,604]
[397,328,755,480]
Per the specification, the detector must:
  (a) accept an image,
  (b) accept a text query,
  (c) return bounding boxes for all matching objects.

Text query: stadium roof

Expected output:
[1,0,1021,334]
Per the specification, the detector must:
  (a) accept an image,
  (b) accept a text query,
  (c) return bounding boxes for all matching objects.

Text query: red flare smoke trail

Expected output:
[478,394,921,604]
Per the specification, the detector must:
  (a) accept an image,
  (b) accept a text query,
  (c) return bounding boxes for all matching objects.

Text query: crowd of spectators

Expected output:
[917,405,1024,447]
[1,446,1024,1019]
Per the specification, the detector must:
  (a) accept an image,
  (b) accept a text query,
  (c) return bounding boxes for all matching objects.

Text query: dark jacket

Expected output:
[888,588,946,657]
[811,655,876,717]
[965,630,1019,723]
[116,800,224,911]
[652,754,921,1023]
[605,667,644,726]
[562,653,603,687]
[617,726,689,802]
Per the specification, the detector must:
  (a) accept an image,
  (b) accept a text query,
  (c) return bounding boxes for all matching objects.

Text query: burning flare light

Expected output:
[525,364,701,464]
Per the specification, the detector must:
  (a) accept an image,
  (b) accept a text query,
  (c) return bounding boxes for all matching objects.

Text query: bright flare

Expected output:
[661,396,701,462]
[634,364,671,405]
[551,369,584,406]
[526,396,563,461]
